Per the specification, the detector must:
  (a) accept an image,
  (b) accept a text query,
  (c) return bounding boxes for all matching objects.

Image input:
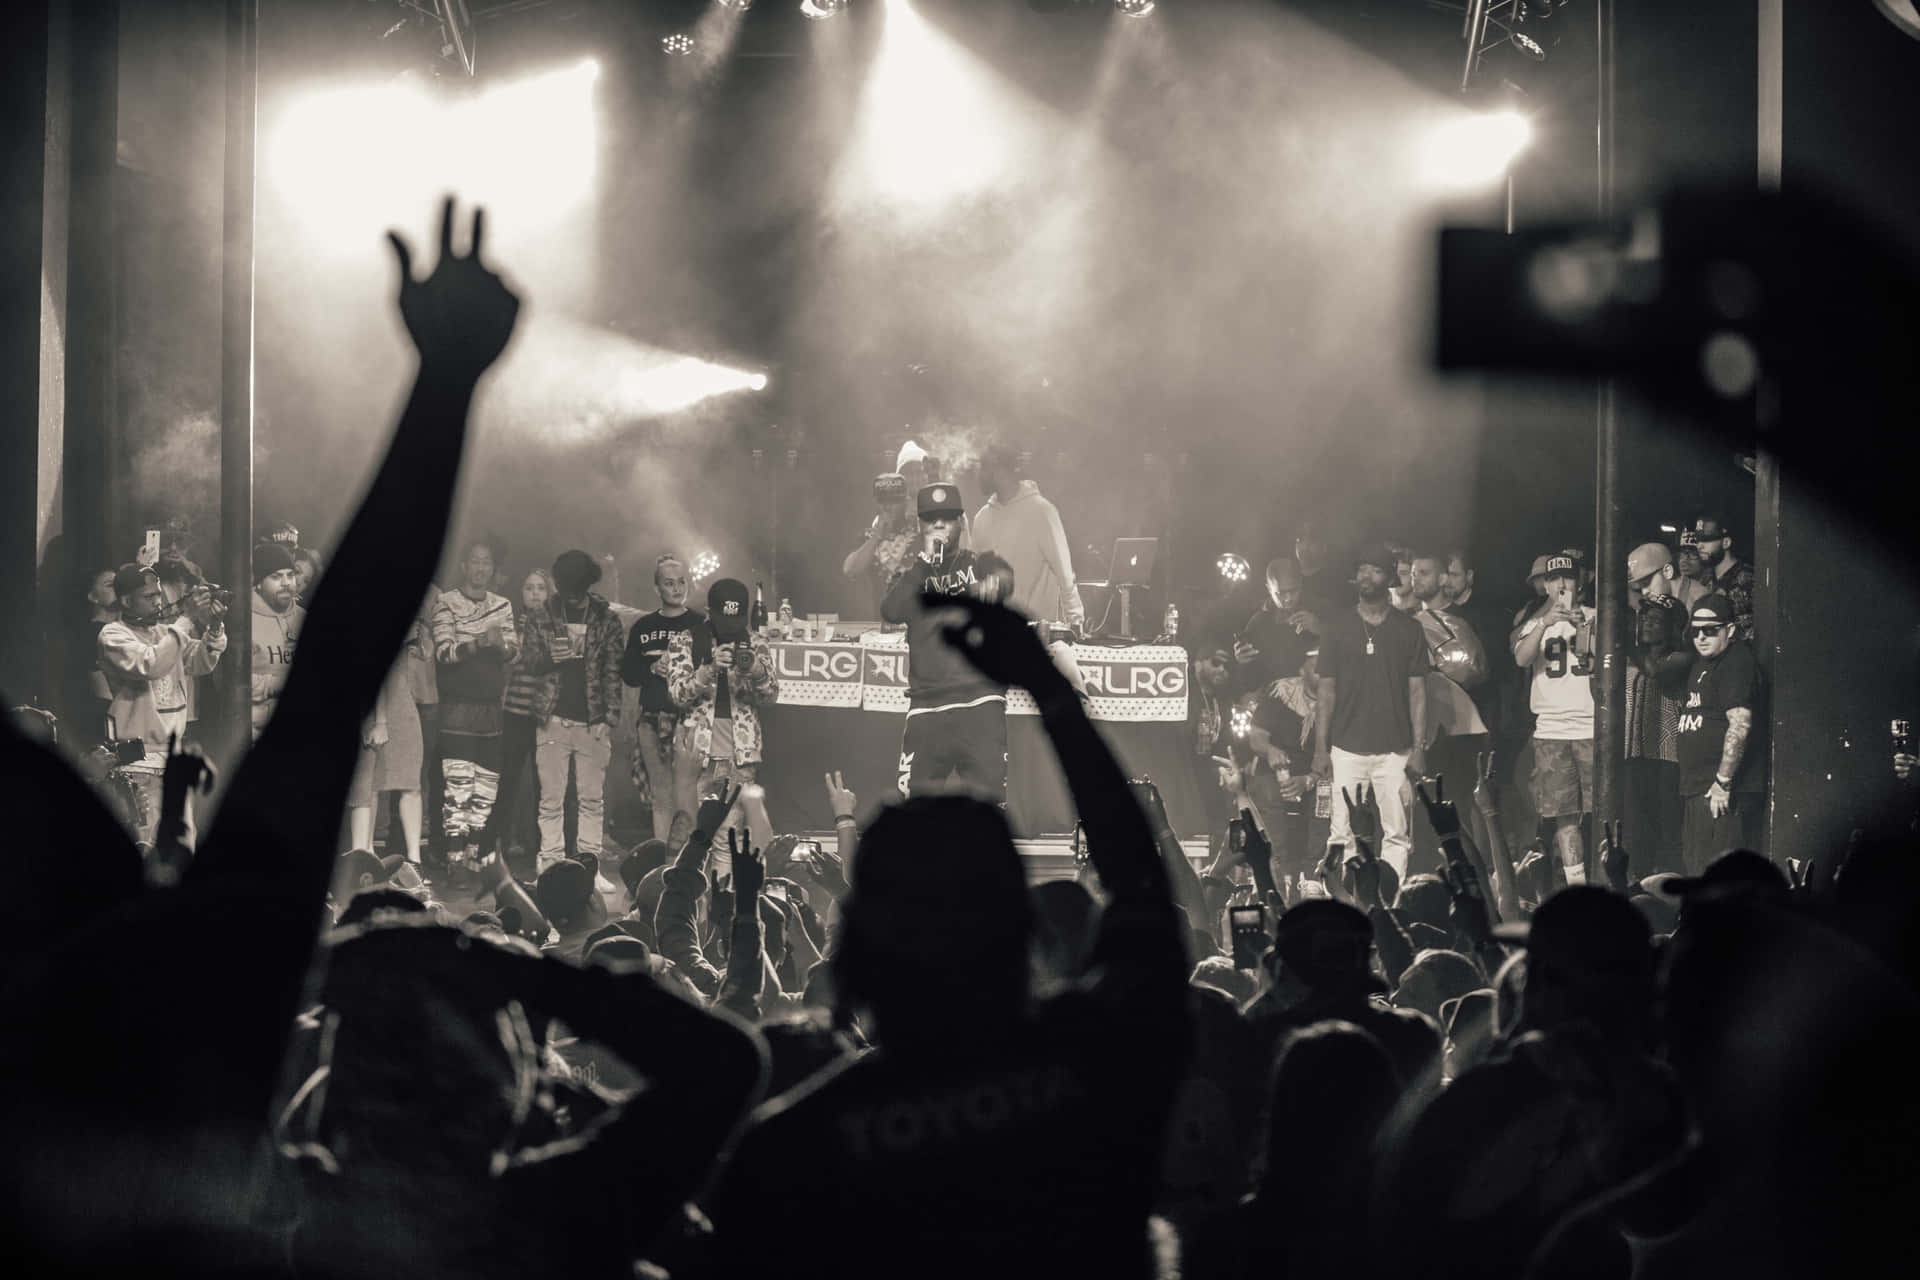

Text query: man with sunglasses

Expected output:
[1675,594,1767,872]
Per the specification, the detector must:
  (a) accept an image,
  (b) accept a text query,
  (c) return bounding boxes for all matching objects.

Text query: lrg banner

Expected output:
[767,639,1189,723]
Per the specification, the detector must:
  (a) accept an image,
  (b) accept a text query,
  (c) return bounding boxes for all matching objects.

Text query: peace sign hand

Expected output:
[1342,783,1383,846]
[386,197,521,378]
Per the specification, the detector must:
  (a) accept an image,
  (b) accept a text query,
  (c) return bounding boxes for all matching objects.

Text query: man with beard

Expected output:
[431,539,520,860]
[621,554,708,844]
[1233,558,1317,701]
[249,542,306,742]
[1675,593,1767,871]
[1311,547,1430,879]
[1686,515,1756,638]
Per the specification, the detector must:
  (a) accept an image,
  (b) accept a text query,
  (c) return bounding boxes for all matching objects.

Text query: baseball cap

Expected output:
[1526,554,1550,584]
[1270,899,1387,993]
[1627,542,1673,581]
[917,483,965,520]
[1491,885,1652,994]
[1687,594,1736,629]
[708,578,752,641]
[1693,516,1729,541]
[1645,849,1787,903]
[1542,554,1578,581]
[1679,530,1699,547]
[113,563,158,599]
[873,472,908,503]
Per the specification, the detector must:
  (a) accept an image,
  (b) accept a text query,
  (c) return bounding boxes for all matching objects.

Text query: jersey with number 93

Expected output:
[1528,610,1596,740]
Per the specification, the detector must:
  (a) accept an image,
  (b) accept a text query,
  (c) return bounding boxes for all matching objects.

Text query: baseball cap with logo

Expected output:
[1627,542,1673,581]
[1543,554,1578,581]
[1693,516,1730,542]
[1688,594,1736,630]
[1526,554,1550,585]
[708,578,752,642]
[917,483,965,520]
[873,473,908,504]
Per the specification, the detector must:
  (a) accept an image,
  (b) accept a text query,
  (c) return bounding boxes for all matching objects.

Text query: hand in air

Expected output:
[932,593,1070,698]
[1342,782,1383,847]
[694,781,739,842]
[386,196,521,378]
[824,770,857,818]
[730,831,765,903]
[1414,775,1460,839]
[1598,820,1630,893]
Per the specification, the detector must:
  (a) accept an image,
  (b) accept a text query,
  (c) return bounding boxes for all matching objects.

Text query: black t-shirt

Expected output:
[1676,641,1766,795]
[551,602,590,723]
[1238,605,1313,698]
[1319,607,1431,755]
[704,899,1191,1280]
[620,609,707,714]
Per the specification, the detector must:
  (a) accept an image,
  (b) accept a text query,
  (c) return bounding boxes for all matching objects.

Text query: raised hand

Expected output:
[1472,750,1501,815]
[385,196,520,378]
[824,770,857,819]
[1599,820,1631,893]
[1237,808,1273,875]
[1514,843,1548,905]
[1438,859,1495,950]
[694,781,740,841]
[1415,774,1460,839]
[1343,782,1383,847]
[931,594,1068,696]
[730,831,765,903]
[1348,836,1385,909]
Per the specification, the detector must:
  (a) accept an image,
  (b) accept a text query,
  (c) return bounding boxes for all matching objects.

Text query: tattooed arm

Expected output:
[1708,707,1753,817]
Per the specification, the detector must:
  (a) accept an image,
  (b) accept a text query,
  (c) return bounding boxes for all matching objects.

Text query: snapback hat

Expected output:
[917,483,965,520]
[1543,554,1578,581]
[113,563,158,600]
[1646,848,1787,903]
[708,578,752,642]
[873,473,909,503]
[1688,594,1736,630]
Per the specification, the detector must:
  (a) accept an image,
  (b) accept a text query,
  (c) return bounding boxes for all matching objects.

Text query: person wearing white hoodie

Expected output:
[250,541,306,742]
[971,442,1086,635]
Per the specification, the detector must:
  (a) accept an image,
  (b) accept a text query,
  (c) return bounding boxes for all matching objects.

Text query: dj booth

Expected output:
[752,630,1208,838]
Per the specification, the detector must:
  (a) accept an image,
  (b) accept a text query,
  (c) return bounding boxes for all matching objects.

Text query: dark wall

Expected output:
[1766,2,1920,854]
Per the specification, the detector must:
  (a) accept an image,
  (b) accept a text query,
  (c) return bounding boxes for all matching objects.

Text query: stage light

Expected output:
[270,58,599,246]
[662,33,696,55]
[1115,0,1156,15]
[691,551,722,581]
[748,372,769,391]
[800,0,849,18]
[1217,553,1250,584]
[616,357,769,416]
[717,0,754,9]
[1659,523,1678,534]
[1419,109,1532,189]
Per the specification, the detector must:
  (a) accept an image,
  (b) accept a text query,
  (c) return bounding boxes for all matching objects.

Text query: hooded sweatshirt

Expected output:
[970,479,1085,631]
[251,588,306,739]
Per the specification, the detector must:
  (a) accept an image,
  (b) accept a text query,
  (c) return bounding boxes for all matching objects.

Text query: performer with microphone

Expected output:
[883,482,1015,805]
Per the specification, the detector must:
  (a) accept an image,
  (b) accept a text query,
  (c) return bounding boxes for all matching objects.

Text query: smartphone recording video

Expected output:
[1229,903,1270,971]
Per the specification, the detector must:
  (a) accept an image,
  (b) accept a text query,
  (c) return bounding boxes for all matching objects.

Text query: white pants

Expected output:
[1326,747,1414,880]
[536,716,611,873]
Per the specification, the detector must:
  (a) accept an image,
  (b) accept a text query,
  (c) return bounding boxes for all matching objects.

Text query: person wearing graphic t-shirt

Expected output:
[1674,593,1767,872]
[1512,555,1597,885]
[621,554,708,845]
[1311,547,1431,880]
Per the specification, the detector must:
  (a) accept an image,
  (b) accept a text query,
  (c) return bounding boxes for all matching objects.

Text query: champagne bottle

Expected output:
[752,582,769,635]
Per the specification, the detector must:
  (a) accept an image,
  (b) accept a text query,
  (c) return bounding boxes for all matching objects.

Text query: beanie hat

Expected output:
[551,549,602,595]
[252,541,296,584]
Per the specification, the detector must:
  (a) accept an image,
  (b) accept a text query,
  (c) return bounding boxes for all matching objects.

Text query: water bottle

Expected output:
[777,598,794,640]
[1314,779,1333,820]
[1163,603,1179,641]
